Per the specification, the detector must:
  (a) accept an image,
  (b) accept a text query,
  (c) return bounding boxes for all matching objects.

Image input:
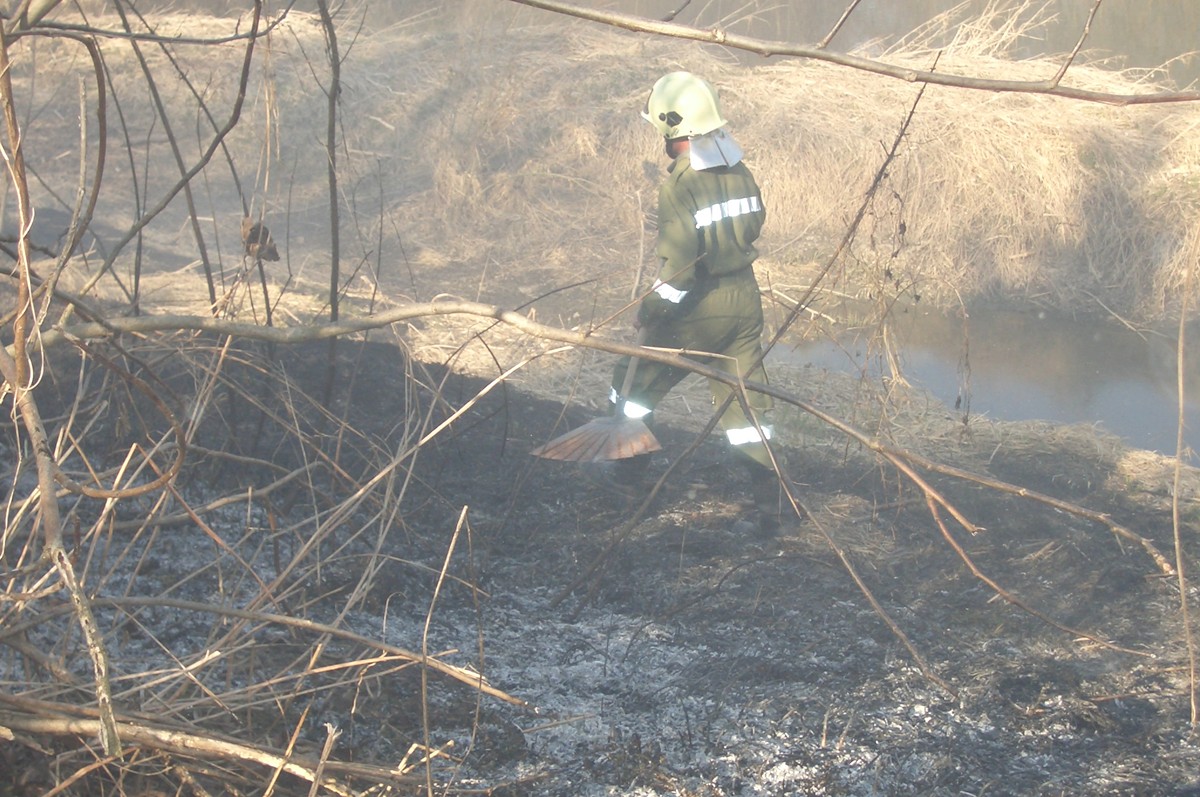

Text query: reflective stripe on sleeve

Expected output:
[726,424,774,446]
[610,387,653,419]
[694,195,761,229]
[652,279,688,304]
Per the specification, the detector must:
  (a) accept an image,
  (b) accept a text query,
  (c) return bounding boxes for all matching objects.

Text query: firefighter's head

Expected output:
[641,71,727,141]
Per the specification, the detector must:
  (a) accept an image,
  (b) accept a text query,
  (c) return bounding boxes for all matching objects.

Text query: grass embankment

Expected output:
[22,6,1199,327]
[359,9,1200,325]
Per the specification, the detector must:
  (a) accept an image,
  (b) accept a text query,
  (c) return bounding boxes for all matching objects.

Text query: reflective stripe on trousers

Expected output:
[726,424,773,447]
[609,388,653,419]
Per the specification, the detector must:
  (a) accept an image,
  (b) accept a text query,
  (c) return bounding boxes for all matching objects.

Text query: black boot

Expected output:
[745,462,783,536]
[590,452,651,501]
[614,452,651,491]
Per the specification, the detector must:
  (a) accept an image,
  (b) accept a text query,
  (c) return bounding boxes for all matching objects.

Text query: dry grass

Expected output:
[14,2,1199,331]
[306,2,1200,323]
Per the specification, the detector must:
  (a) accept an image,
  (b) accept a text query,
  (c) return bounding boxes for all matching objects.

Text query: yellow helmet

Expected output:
[641,71,728,139]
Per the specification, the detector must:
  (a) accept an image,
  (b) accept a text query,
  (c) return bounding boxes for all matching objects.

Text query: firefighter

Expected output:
[610,71,782,530]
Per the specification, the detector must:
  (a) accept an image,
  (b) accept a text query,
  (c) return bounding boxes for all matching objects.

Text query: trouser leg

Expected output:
[746,460,780,514]
[610,352,688,418]
[708,349,774,469]
[680,277,775,468]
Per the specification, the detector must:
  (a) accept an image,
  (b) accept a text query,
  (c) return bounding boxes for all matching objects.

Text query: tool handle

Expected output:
[617,327,649,408]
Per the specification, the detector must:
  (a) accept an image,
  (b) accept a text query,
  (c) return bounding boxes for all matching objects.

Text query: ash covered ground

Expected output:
[4,331,1200,797]
[382,365,1200,797]
[119,341,1200,796]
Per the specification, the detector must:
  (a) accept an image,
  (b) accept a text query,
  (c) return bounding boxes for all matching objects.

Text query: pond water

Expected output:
[785,305,1200,456]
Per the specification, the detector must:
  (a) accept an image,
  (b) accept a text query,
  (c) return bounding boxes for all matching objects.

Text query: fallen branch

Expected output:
[0,595,528,709]
[0,707,420,795]
[31,294,1178,582]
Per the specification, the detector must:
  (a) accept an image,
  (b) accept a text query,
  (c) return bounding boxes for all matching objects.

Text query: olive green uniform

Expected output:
[612,151,774,468]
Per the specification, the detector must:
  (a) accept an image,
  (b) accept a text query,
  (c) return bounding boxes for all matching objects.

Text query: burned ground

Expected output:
[350,337,1199,796]
[9,337,1194,796]
[436,375,1198,796]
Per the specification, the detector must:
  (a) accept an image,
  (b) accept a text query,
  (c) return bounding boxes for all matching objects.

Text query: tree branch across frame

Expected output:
[25,296,1175,583]
[507,0,1200,106]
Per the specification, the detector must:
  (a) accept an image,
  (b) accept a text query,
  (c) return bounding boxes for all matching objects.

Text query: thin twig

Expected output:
[317,0,343,407]
[422,506,469,796]
[818,0,865,50]
[1049,0,1102,88]
[1172,249,1198,727]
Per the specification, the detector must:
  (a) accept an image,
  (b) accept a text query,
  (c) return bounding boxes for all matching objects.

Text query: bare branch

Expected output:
[506,0,1200,105]
[1048,0,1103,87]
[0,707,407,796]
[817,0,865,51]
[0,20,121,757]
[1172,238,1198,726]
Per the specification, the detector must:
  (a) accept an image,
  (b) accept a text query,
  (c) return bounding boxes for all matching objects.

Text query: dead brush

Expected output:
[0,328,525,795]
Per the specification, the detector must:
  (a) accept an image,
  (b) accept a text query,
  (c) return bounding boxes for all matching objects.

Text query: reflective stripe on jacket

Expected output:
[640,154,766,324]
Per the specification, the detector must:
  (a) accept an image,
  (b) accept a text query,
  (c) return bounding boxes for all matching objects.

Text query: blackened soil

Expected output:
[314,339,1200,796]
[6,337,1199,797]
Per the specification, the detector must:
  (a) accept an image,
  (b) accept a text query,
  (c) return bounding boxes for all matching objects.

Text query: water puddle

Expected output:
[781,305,1200,456]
